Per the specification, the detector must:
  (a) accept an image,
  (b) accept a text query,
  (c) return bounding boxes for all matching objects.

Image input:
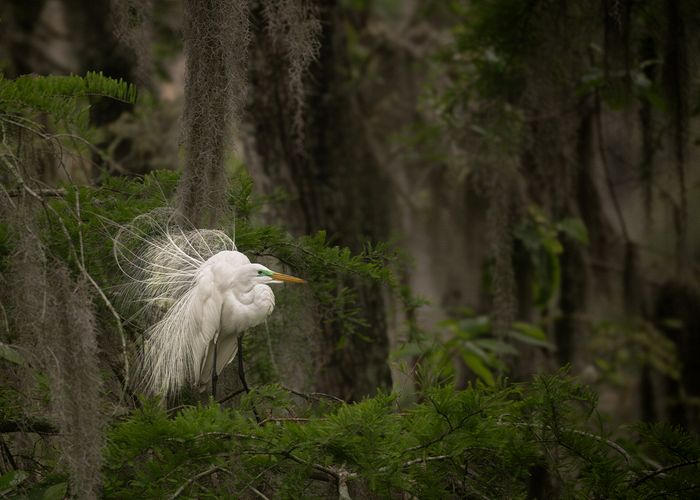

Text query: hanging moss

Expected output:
[178,0,251,226]
[262,0,322,144]
[110,0,154,88]
[42,264,103,499]
[1,219,104,498]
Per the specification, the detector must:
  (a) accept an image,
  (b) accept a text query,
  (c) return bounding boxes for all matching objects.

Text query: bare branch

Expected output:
[632,459,700,488]
[279,385,345,404]
[401,454,454,468]
[248,485,271,500]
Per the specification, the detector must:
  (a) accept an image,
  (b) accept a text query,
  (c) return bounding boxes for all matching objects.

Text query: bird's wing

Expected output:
[137,263,222,397]
[194,253,248,391]
[188,264,228,387]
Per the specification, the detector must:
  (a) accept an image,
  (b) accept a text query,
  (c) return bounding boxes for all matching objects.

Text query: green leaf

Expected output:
[506,331,555,350]
[41,482,68,500]
[462,351,495,386]
[661,318,684,330]
[0,342,28,367]
[390,341,425,360]
[533,250,560,307]
[474,338,518,355]
[0,470,28,494]
[460,342,491,363]
[507,324,555,350]
[556,217,589,245]
[540,234,563,254]
[511,322,546,340]
[458,315,491,334]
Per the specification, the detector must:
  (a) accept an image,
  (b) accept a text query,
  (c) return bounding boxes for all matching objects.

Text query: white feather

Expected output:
[114,210,282,397]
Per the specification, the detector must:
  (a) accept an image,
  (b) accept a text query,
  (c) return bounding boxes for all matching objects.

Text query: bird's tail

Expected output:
[113,208,235,396]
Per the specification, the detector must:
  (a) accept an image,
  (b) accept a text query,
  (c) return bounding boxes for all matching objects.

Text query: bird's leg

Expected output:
[237,334,261,423]
[237,335,250,393]
[211,340,218,399]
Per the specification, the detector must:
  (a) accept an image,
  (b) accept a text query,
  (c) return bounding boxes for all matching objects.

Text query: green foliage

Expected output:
[220,171,399,344]
[0,68,397,496]
[591,318,681,385]
[15,163,395,352]
[0,470,69,500]
[103,375,700,498]
[440,0,544,113]
[0,71,136,131]
[631,422,700,498]
[2,9,698,497]
[0,470,29,497]
[396,311,554,387]
[46,170,180,284]
[513,205,589,309]
[579,52,668,112]
[0,342,27,368]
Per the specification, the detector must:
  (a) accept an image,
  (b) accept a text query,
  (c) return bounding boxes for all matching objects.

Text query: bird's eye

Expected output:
[257,270,263,275]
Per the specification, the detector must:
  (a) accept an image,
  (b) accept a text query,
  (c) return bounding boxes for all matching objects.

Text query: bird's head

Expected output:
[247,263,305,285]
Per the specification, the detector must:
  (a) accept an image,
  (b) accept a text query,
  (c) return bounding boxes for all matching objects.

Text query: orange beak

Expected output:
[271,272,306,284]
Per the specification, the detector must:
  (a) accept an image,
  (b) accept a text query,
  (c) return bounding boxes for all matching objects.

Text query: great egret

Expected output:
[114,211,304,398]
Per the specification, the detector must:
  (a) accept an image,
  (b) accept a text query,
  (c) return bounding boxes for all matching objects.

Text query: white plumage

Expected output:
[114,211,303,397]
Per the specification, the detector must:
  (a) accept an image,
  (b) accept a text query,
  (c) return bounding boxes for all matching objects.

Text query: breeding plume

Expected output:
[115,211,304,397]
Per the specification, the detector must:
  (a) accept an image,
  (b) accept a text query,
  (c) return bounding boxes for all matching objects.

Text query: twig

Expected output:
[160,429,359,495]
[164,431,232,443]
[337,468,352,500]
[426,395,454,431]
[632,459,700,488]
[404,408,484,455]
[169,465,229,499]
[240,461,283,498]
[280,385,345,404]
[502,422,632,466]
[166,403,193,416]
[248,485,271,500]
[259,416,317,425]
[567,428,632,466]
[272,241,379,277]
[401,454,454,468]
[643,484,700,500]
[278,448,341,480]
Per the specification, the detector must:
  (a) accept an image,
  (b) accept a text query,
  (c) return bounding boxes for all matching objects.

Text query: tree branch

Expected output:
[632,459,700,488]
[279,385,345,404]
[169,465,229,499]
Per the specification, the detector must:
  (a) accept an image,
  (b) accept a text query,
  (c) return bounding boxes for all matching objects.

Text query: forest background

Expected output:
[1,0,699,498]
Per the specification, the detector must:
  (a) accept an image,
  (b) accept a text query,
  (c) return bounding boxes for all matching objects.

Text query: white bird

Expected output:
[114,211,304,398]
